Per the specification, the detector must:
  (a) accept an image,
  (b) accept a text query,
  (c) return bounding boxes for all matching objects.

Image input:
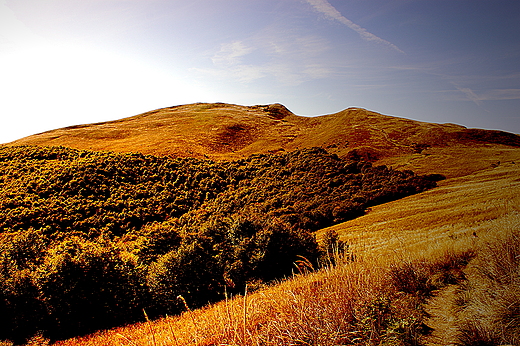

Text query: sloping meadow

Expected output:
[0,145,441,343]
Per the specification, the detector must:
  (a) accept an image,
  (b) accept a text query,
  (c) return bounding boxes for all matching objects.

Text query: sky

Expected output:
[1,0,519,143]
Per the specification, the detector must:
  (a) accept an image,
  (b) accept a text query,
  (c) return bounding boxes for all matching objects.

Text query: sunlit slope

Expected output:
[6,103,520,177]
[317,158,520,258]
[54,151,520,346]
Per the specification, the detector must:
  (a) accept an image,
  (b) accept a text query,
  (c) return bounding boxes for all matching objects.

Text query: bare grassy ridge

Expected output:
[6,103,520,177]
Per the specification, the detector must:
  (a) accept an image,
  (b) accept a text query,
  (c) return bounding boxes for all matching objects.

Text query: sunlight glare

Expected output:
[0,41,214,142]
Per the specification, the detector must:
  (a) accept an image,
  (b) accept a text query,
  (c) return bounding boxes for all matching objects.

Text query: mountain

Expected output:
[6,103,520,178]
[2,103,520,344]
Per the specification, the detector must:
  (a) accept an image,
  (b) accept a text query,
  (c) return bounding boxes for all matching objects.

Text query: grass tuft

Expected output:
[455,230,520,345]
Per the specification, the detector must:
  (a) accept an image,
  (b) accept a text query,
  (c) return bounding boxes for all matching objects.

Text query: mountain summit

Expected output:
[5,102,520,177]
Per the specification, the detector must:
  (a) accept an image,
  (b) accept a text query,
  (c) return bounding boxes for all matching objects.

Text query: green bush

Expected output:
[0,268,44,344]
[147,237,223,313]
[252,221,320,281]
[33,237,142,339]
[0,230,48,343]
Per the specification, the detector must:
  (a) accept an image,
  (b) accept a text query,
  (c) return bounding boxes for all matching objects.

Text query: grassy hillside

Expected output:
[320,160,520,257]
[1,103,519,345]
[51,152,520,346]
[6,103,520,177]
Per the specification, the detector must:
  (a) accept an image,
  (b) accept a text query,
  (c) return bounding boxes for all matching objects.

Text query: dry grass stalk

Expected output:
[455,230,520,345]
[115,333,139,346]
[241,285,248,345]
[165,315,179,346]
[142,310,156,346]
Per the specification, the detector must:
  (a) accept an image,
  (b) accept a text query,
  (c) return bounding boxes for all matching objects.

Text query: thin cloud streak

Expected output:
[454,85,482,106]
[479,89,520,101]
[304,0,404,53]
[451,84,520,106]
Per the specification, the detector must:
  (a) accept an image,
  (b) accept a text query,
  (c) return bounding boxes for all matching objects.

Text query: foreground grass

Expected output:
[49,253,463,346]
[46,226,518,346]
[455,231,520,345]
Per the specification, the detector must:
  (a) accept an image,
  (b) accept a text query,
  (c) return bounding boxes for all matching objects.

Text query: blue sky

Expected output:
[1,0,519,143]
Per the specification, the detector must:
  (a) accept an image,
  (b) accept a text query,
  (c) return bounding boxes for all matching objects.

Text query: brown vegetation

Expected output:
[0,145,441,343]
[48,156,520,346]
[5,103,520,179]
[1,103,519,345]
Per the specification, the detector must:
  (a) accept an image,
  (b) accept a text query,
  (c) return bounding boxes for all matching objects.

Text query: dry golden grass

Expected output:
[6,103,519,179]
[319,160,520,259]
[5,103,519,345]
[50,158,520,346]
[424,227,520,346]
[455,230,520,345]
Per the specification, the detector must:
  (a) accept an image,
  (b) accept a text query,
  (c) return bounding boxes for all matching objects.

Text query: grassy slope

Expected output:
[4,103,520,345]
[52,161,520,346]
[320,159,520,258]
[6,103,520,176]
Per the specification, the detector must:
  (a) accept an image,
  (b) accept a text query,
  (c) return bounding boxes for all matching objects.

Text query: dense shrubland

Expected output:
[0,145,441,343]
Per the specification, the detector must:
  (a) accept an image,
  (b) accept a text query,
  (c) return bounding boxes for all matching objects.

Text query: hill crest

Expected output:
[5,102,520,177]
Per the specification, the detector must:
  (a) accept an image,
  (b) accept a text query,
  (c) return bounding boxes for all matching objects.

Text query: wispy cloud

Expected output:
[304,0,404,53]
[211,41,255,67]
[479,89,520,101]
[452,84,483,106]
[204,41,265,83]
[452,83,520,106]
[195,30,333,86]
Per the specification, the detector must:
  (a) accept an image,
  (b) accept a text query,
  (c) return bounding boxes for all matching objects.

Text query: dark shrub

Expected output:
[33,237,141,339]
[252,221,320,281]
[146,237,223,314]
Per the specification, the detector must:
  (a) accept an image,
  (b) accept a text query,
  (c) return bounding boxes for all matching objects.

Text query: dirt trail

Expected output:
[423,285,460,346]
